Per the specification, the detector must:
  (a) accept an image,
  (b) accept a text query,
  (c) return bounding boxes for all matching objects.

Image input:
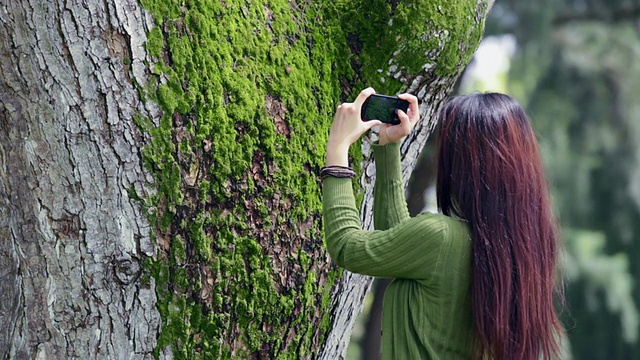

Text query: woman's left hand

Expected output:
[378,93,420,145]
[326,88,382,166]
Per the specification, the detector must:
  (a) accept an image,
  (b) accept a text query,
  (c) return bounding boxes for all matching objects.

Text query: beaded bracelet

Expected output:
[320,165,356,180]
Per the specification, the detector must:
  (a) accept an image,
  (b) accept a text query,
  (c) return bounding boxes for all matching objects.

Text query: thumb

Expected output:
[396,109,410,124]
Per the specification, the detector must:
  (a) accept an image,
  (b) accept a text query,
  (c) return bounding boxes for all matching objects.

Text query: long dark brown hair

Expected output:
[436,93,563,360]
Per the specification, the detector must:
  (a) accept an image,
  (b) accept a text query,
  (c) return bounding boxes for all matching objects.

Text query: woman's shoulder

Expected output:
[413,211,471,243]
[413,211,468,226]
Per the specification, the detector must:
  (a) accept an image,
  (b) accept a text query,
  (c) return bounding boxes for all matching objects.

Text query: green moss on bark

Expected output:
[338,0,486,93]
[134,0,486,358]
[139,0,351,357]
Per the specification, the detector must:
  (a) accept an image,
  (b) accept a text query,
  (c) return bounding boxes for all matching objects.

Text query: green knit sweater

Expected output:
[323,142,474,359]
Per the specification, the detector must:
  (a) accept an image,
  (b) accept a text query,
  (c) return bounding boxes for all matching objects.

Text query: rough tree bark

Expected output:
[0,0,489,359]
[0,1,159,358]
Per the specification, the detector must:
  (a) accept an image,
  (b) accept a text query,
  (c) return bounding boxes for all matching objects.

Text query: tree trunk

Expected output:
[0,1,159,358]
[0,0,488,358]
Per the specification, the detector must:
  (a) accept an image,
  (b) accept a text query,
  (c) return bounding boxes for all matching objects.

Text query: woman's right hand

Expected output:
[378,93,420,145]
[325,88,382,166]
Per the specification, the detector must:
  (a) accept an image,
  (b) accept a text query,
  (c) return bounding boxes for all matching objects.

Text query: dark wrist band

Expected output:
[320,165,356,180]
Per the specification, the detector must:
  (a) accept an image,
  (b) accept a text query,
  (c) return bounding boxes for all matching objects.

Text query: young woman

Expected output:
[322,88,563,359]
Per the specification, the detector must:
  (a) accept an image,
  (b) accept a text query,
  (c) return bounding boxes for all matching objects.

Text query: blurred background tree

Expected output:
[350,0,640,358]
[491,1,640,358]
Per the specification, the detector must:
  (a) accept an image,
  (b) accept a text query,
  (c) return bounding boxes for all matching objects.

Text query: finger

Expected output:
[394,110,412,138]
[353,87,376,108]
[397,93,419,120]
[364,119,383,129]
[396,109,410,125]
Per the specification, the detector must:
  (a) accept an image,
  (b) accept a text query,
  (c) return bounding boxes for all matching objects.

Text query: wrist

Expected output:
[378,134,400,146]
[325,142,350,166]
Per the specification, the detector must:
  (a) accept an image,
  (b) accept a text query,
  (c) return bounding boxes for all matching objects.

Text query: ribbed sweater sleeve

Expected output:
[322,143,447,280]
[372,142,410,230]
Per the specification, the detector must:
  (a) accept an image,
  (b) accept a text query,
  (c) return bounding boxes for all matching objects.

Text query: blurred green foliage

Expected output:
[486,0,640,358]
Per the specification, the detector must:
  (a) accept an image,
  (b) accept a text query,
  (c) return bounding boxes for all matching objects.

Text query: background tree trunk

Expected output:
[0,0,488,358]
[0,1,159,358]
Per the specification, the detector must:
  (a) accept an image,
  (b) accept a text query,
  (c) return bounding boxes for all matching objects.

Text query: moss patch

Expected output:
[134,0,486,358]
[138,0,352,357]
[338,0,486,93]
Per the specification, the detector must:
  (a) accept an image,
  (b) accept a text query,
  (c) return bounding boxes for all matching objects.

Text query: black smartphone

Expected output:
[361,94,409,125]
